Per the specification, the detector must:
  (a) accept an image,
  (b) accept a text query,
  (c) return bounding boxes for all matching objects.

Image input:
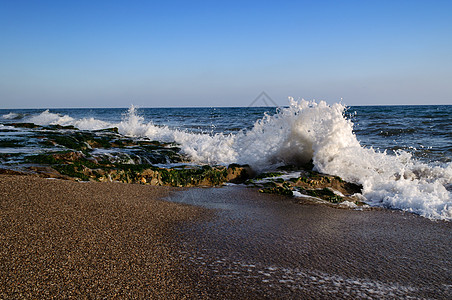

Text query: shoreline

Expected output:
[1,175,451,299]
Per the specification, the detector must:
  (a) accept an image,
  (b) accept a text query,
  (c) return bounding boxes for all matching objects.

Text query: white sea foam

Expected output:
[2,112,22,120]
[24,101,452,220]
[26,109,111,130]
[339,201,358,208]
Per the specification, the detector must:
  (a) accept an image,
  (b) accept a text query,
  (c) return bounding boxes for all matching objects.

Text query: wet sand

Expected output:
[1,175,451,299]
[169,187,452,299]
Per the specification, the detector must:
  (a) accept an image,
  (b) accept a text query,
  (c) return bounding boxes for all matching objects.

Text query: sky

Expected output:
[0,0,451,108]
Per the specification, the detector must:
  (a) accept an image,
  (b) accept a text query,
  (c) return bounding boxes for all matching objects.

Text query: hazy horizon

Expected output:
[2,102,452,111]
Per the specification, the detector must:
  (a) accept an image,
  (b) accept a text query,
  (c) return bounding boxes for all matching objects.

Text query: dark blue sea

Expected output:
[1,101,451,220]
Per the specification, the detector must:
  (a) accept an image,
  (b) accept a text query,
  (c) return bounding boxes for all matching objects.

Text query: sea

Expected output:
[1,99,451,221]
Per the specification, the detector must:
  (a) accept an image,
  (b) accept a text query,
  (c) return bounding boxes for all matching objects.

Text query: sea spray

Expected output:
[16,101,452,220]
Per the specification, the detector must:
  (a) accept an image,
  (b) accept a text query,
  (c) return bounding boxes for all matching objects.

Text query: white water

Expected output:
[27,109,111,130]
[23,101,452,220]
[2,112,22,120]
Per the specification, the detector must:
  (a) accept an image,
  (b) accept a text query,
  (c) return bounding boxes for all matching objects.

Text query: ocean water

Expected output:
[1,100,451,220]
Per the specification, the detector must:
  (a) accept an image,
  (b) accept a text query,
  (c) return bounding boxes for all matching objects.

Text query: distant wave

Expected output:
[26,109,111,130]
[2,112,24,120]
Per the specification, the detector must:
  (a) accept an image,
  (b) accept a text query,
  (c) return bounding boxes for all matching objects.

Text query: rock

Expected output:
[292,172,362,196]
[27,166,74,180]
[51,151,85,162]
[0,168,29,176]
[10,123,40,129]
[251,170,364,205]
[43,124,78,130]
[226,164,253,183]
[94,127,119,134]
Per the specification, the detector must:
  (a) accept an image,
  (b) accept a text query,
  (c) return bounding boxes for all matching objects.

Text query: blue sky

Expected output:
[1,0,451,108]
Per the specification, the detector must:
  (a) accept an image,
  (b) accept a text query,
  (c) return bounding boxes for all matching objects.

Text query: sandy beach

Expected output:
[0,175,207,299]
[1,175,451,299]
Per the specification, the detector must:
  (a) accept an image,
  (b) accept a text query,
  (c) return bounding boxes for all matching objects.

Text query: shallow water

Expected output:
[169,186,452,299]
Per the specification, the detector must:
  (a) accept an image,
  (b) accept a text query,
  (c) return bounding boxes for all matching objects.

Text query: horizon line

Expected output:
[1,103,451,110]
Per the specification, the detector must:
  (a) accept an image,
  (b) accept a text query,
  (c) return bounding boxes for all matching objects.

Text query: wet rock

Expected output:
[10,122,40,129]
[43,124,78,130]
[0,168,29,176]
[253,170,364,205]
[27,166,73,180]
[292,172,362,196]
[94,127,119,134]
[0,140,25,147]
[51,151,85,162]
[226,164,253,183]
[259,186,293,196]
[23,150,252,187]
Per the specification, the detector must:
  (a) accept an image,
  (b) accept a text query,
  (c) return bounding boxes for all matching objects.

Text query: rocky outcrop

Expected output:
[25,150,252,187]
[246,169,364,205]
[3,122,363,201]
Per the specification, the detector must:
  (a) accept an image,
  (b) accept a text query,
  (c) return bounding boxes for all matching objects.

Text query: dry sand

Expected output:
[0,175,207,299]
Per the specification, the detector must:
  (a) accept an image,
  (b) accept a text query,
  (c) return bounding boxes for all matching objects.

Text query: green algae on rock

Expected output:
[251,167,364,206]
[24,150,252,187]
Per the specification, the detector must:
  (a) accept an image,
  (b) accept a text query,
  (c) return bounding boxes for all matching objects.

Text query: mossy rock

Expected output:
[226,164,251,183]
[86,137,113,149]
[157,165,228,187]
[254,172,284,180]
[259,186,293,196]
[0,140,24,147]
[27,154,61,165]
[43,124,78,130]
[46,135,87,150]
[94,127,119,134]
[53,164,90,181]
[10,123,40,129]
[305,188,343,203]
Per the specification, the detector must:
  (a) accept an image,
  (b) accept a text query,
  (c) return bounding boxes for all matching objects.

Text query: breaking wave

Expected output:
[2,112,24,120]
[23,101,452,220]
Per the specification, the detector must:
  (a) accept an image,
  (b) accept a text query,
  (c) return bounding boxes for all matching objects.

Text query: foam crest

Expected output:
[26,110,111,130]
[239,99,361,169]
[27,110,75,125]
[2,112,23,120]
[116,105,179,141]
